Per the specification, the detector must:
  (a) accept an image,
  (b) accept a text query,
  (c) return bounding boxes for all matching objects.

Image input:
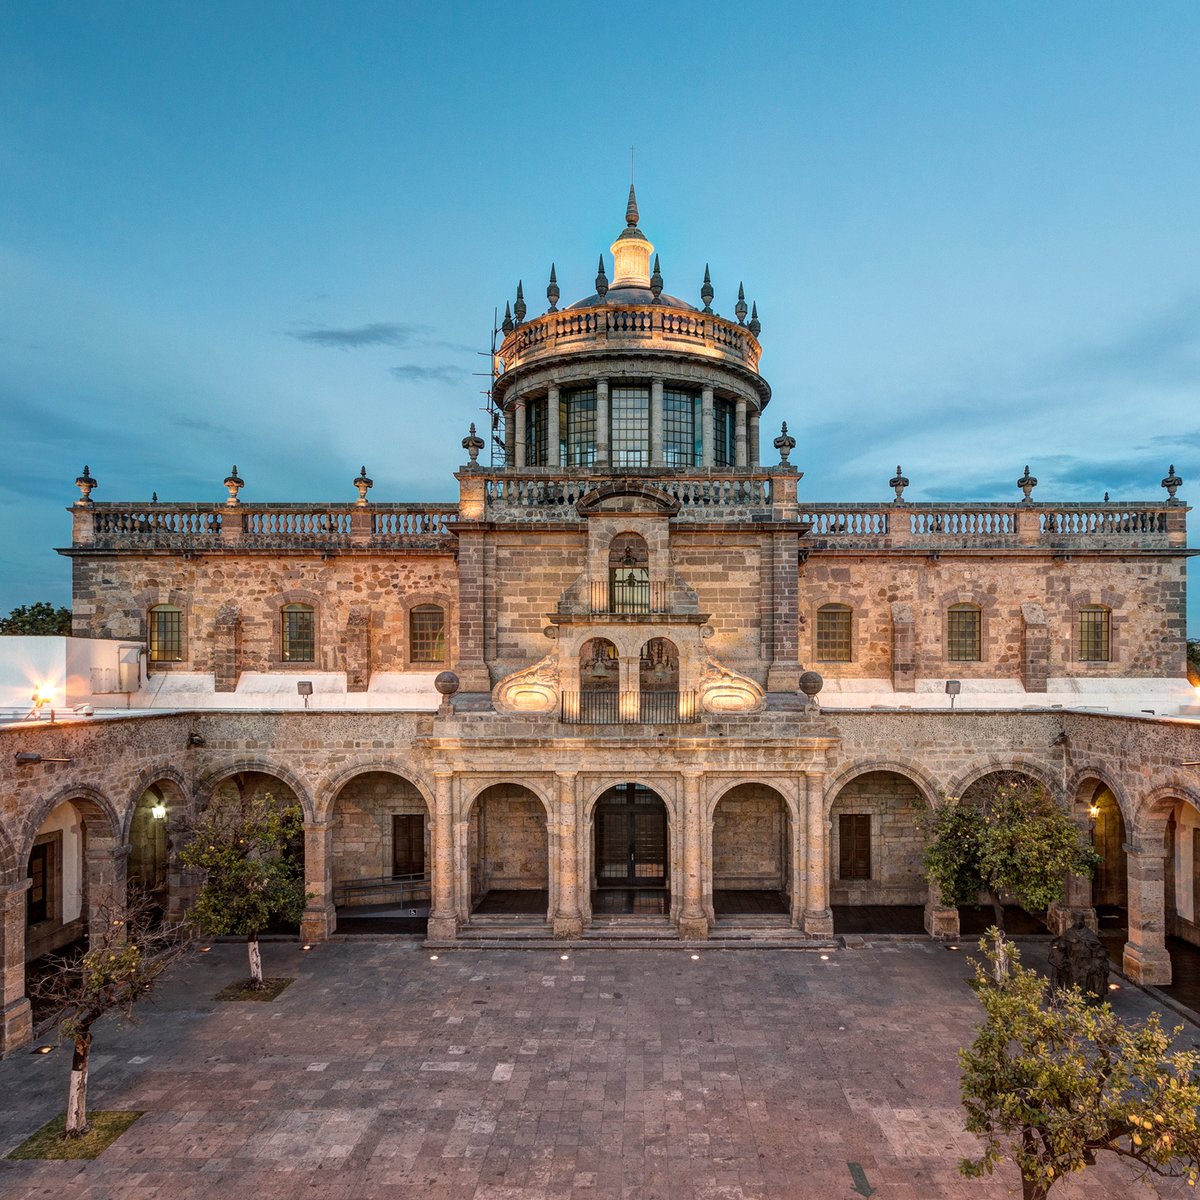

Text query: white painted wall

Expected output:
[0,636,144,711]
[36,801,83,925]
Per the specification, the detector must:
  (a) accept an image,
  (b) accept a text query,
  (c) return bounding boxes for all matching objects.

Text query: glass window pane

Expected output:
[149,606,183,662]
[282,604,315,662]
[815,605,852,662]
[610,386,649,467]
[713,399,736,467]
[410,605,445,663]
[663,388,699,467]
[947,605,981,661]
[524,398,547,465]
[1078,607,1110,661]
[564,388,596,467]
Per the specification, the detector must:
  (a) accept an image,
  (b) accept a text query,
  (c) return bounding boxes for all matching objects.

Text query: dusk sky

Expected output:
[2,2,1197,633]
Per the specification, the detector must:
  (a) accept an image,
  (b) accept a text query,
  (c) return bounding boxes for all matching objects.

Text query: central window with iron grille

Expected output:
[610,385,649,467]
[815,604,852,662]
[524,397,548,465]
[946,603,982,661]
[713,398,736,467]
[1078,606,1111,662]
[663,388,701,467]
[282,603,315,662]
[563,388,596,466]
[149,604,183,662]
[410,604,446,663]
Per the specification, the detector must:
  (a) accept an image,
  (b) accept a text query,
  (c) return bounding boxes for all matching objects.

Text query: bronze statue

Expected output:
[1049,914,1110,1001]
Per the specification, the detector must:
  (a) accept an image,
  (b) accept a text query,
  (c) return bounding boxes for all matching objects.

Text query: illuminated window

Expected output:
[281,603,315,663]
[410,605,446,663]
[947,604,981,662]
[663,388,701,466]
[815,604,852,662]
[610,385,649,466]
[713,399,736,467]
[148,604,183,662]
[1078,606,1111,662]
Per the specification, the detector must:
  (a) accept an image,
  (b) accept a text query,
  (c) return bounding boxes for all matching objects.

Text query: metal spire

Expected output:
[625,182,639,228]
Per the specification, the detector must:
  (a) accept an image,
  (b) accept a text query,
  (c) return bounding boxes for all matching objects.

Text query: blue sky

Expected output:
[2,1,1197,634]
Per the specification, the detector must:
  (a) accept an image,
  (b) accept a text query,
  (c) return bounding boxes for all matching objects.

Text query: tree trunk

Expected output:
[65,1029,92,1136]
[247,932,263,986]
[1021,1173,1050,1200]
[987,889,1006,931]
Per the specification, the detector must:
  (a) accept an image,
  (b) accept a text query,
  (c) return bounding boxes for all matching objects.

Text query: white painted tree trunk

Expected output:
[65,1032,91,1135]
[247,934,263,985]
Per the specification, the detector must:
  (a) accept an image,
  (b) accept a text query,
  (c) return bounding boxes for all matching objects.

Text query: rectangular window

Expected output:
[1078,608,1110,662]
[610,385,649,467]
[947,606,981,662]
[815,605,852,662]
[282,606,315,662]
[663,389,700,467]
[838,814,871,880]
[149,607,183,662]
[564,388,596,467]
[524,398,547,466]
[410,606,446,663]
[713,399,736,467]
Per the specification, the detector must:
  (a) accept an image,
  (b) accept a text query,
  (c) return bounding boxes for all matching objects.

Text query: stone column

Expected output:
[428,772,458,942]
[803,771,834,936]
[923,879,960,938]
[300,821,336,941]
[735,397,748,468]
[513,399,527,468]
[546,385,561,467]
[701,386,714,467]
[789,804,804,927]
[766,530,801,692]
[0,881,33,1054]
[679,771,708,939]
[595,379,610,468]
[85,840,129,941]
[553,772,583,938]
[1123,837,1172,984]
[748,410,760,467]
[650,378,664,467]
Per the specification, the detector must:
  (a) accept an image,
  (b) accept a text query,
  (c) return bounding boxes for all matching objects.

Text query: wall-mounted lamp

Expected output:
[1088,804,1101,819]
[945,679,961,710]
[187,732,206,747]
[14,752,73,765]
[297,681,313,709]
[150,802,168,820]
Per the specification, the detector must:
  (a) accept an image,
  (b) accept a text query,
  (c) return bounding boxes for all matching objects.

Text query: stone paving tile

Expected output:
[0,939,1193,1198]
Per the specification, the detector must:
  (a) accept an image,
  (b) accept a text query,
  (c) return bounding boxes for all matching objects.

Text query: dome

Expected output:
[567,286,696,312]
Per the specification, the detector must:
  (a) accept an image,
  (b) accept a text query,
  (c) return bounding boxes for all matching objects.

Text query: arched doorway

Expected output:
[468,784,549,918]
[592,783,670,916]
[1087,784,1128,955]
[711,784,790,917]
[331,771,431,934]
[578,637,619,723]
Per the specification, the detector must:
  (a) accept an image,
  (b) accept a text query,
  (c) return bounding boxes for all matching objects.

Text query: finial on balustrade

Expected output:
[151,491,158,504]
[547,263,559,313]
[700,264,713,314]
[501,302,514,335]
[748,302,761,337]
[773,421,796,466]
[889,465,909,503]
[462,422,485,469]
[1162,464,1183,502]
[650,254,663,302]
[735,282,748,325]
[595,254,608,298]
[224,465,244,506]
[1103,491,1110,502]
[513,280,526,325]
[1017,465,1038,503]
[74,465,98,506]
[353,465,374,506]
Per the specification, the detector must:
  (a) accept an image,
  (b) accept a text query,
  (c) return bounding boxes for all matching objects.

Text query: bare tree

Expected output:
[30,889,192,1137]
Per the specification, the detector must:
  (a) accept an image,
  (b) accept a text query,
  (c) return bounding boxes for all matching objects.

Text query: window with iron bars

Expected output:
[149,604,183,662]
[713,398,736,467]
[1078,606,1111,662]
[815,604,852,662]
[946,604,981,661]
[282,603,315,663]
[663,388,701,467]
[409,604,446,663]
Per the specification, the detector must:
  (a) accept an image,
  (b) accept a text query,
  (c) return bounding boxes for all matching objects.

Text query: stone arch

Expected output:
[583,776,679,823]
[467,781,551,918]
[315,760,435,825]
[947,758,1062,806]
[0,821,19,884]
[122,766,191,843]
[1132,783,1200,845]
[462,777,553,821]
[709,781,793,917]
[196,760,316,823]
[706,777,800,826]
[18,783,121,865]
[589,780,674,911]
[823,757,940,817]
[1065,767,1133,828]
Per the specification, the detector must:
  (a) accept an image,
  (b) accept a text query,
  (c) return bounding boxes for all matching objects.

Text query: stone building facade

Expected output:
[0,189,1196,1054]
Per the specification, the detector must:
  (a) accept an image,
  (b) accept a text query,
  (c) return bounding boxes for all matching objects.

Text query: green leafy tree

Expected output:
[0,601,72,635]
[960,931,1200,1200]
[923,775,1100,930]
[30,890,191,1137]
[179,787,307,986]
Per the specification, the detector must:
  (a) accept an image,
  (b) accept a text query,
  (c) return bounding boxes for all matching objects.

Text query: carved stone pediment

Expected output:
[492,652,560,716]
[575,480,681,517]
[698,656,765,714]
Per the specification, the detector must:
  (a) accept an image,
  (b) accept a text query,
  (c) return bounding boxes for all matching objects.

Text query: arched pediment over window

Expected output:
[575,481,681,517]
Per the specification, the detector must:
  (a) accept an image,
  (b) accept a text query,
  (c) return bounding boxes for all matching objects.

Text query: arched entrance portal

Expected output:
[592,783,670,916]
[1087,784,1128,955]
[469,784,549,918]
[711,784,790,916]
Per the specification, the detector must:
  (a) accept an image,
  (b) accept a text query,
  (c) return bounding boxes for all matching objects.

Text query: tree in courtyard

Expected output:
[959,931,1200,1200]
[1187,638,1199,685]
[30,889,192,1137]
[0,601,72,635]
[922,775,1100,930]
[178,786,307,986]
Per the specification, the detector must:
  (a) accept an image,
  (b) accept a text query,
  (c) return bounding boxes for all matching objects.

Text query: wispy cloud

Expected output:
[390,364,470,385]
[287,321,424,349]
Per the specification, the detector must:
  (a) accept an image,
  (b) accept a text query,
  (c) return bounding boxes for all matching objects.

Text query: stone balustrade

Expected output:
[76,503,459,550]
[497,305,762,376]
[799,502,1186,550]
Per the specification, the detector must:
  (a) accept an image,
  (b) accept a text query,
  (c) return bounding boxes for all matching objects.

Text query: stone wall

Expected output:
[828,770,926,905]
[468,785,549,896]
[711,784,786,890]
[331,771,429,891]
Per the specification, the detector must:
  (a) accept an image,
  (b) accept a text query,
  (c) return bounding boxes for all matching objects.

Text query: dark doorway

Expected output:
[392,814,425,876]
[595,783,668,888]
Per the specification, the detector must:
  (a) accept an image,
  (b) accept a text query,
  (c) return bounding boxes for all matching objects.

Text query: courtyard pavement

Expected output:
[0,938,1194,1200]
